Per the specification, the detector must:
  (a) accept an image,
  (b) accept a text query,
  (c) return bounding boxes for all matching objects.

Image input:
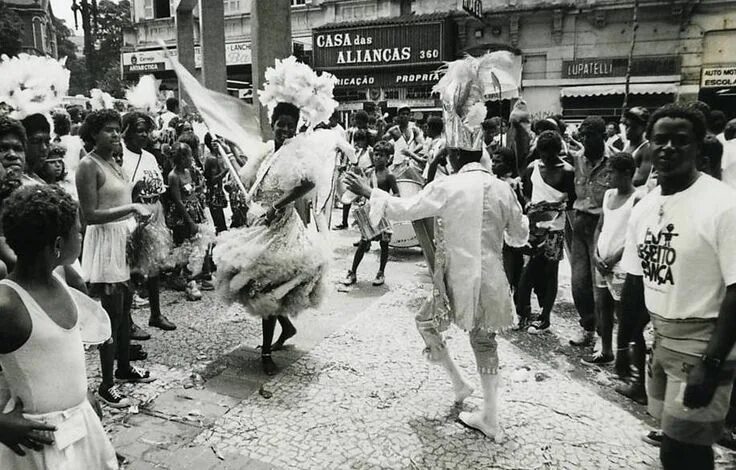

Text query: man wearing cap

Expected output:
[569,116,612,347]
[622,106,654,189]
[383,104,424,178]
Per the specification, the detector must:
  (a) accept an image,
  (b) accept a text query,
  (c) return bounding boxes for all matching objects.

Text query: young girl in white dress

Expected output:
[0,185,118,469]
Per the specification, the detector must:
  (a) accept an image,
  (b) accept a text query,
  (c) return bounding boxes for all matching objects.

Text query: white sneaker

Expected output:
[186,281,202,301]
[132,293,149,309]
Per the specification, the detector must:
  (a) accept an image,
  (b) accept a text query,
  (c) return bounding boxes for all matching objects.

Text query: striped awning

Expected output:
[560,83,678,98]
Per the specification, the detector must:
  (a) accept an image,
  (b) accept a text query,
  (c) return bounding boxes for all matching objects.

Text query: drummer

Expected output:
[384,104,424,181]
[342,140,400,287]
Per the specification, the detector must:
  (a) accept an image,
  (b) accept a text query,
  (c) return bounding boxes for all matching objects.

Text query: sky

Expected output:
[50,0,121,36]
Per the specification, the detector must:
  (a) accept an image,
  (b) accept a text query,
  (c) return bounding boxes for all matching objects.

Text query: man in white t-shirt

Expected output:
[158,97,179,132]
[619,105,736,470]
[122,111,177,334]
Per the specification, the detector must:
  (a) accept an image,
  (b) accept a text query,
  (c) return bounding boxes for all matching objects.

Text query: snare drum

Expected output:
[353,203,391,240]
[389,179,423,248]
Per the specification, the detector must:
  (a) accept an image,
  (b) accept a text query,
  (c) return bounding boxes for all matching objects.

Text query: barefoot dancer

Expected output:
[212,58,348,375]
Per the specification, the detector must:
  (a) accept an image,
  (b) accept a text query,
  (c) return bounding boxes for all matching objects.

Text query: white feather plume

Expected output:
[0,54,70,119]
[89,88,115,110]
[125,75,161,112]
[258,56,338,129]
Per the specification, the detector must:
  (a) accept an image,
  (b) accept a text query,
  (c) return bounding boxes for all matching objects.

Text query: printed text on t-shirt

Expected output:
[637,224,678,285]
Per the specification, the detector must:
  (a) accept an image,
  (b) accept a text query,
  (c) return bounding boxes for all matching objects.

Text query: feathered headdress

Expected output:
[432,51,521,151]
[89,88,115,110]
[125,75,162,113]
[258,56,338,129]
[0,54,70,119]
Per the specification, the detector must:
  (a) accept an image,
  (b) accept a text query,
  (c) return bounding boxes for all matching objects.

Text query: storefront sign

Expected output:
[701,66,736,88]
[313,21,446,68]
[462,0,484,21]
[121,42,252,74]
[562,56,680,79]
[332,66,441,89]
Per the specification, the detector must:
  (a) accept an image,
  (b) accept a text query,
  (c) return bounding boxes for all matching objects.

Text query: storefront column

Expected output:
[175,0,196,107]
[252,0,292,139]
[200,0,227,93]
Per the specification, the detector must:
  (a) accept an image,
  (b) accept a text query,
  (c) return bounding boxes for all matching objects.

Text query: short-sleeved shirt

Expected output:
[621,174,736,320]
[573,152,611,215]
[122,145,165,193]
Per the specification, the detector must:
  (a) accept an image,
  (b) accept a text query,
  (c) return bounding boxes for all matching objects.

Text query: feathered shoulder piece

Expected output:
[0,54,70,119]
[258,56,338,130]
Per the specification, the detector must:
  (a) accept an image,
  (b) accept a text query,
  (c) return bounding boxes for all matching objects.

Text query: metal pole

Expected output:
[622,0,640,114]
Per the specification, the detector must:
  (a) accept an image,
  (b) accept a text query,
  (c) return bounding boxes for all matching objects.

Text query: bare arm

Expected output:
[75,159,140,225]
[704,285,736,363]
[632,151,653,187]
[388,174,400,196]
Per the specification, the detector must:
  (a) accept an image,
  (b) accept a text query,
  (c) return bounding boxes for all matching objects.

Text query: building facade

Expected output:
[6,0,58,58]
[122,0,736,120]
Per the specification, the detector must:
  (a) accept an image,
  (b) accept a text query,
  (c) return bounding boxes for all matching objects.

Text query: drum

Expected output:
[353,204,391,240]
[390,179,423,248]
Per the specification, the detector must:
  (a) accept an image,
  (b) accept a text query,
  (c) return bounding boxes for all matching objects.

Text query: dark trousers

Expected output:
[210,206,227,234]
[571,211,600,332]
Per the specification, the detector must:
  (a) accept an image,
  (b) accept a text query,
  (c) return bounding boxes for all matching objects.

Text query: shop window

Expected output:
[384,89,400,100]
[334,89,364,102]
[522,54,546,80]
[407,86,432,100]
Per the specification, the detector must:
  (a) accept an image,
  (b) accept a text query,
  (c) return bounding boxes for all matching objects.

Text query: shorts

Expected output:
[595,269,626,301]
[646,341,736,446]
[363,230,392,243]
[529,229,564,261]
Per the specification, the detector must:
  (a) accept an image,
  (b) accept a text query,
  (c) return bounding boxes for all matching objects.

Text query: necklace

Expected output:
[657,173,700,226]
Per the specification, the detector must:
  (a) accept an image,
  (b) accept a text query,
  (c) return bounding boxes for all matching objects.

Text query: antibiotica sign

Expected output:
[313,21,445,68]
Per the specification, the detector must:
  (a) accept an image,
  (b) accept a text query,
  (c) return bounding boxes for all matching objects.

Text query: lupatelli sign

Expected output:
[313,20,448,68]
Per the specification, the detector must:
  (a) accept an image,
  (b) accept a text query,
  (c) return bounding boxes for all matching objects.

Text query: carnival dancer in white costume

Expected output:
[212,57,351,376]
[346,53,529,439]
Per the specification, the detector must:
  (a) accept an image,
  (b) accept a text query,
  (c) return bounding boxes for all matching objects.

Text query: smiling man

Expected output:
[620,104,736,470]
[0,116,26,178]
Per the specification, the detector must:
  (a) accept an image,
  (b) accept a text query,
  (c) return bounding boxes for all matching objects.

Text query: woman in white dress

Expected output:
[0,185,118,469]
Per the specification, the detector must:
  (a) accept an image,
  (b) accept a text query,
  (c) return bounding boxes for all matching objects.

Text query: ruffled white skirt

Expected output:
[82,219,133,284]
[213,207,328,318]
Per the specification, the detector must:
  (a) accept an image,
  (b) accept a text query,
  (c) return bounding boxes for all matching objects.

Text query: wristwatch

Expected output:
[700,354,722,370]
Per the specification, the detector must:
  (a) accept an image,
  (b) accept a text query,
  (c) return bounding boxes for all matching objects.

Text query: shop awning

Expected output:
[560,83,678,98]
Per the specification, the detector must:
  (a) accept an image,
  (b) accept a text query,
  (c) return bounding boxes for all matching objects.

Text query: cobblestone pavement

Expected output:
[85,223,736,469]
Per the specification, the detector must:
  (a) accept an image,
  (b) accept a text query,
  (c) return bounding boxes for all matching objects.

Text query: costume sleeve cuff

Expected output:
[369,188,390,227]
[504,215,530,248]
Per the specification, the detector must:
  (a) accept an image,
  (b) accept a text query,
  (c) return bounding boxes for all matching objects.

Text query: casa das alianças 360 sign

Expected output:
[313,21,446,69]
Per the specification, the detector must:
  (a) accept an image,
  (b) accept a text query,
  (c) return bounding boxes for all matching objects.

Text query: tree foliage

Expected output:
[0,2,24,57]
[88,0,133,97]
